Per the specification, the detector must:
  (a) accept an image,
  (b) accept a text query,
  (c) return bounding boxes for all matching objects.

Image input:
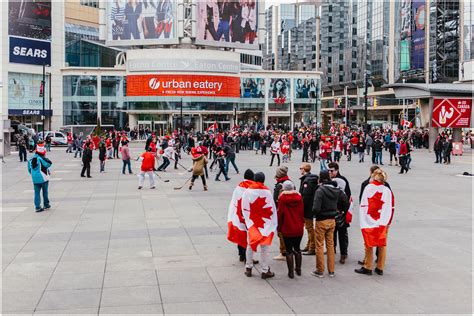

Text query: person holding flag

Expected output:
[242,172,277,279]
[355,168,394,276]
[227,169,256,262]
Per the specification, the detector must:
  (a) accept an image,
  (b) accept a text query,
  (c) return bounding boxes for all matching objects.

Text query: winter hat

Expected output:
[243,169,254,180]
[275,165,288,179]
[254,172,265,184]
[282,180,295,191]
[36,142,46,155]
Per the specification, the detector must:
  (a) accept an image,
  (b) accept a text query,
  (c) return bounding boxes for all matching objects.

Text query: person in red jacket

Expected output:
[398,139,409,174]
[277,180,305,279]
[138,148,156,190]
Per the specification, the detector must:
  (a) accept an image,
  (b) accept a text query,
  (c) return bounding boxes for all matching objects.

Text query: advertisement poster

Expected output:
[432,98,472,128]
[196,0,259,49]
[8,0,52,41]
[400,0,411,71]
[240,78,265,98]
[295,78,319,99]
[126,74,240,98]
[269,78,290,100]
[411,0,425,70]
[106,0,177,45]
[8,72,49,111]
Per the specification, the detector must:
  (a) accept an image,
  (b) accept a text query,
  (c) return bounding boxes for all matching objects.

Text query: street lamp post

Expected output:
[364,70,368,126]
[180,98,183,135]
[42,63,46,133]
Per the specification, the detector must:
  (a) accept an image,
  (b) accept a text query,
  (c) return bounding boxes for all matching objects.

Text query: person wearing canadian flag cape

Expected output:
[241,172,278,279]
[355,168,395,276]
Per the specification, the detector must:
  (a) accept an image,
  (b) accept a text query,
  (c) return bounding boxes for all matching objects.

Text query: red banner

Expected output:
[432,98,472,128]
[126,74,240,98]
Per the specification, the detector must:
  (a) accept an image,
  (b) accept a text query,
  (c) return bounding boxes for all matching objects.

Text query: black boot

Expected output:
[286,253,294,279]
[294,251,302,276]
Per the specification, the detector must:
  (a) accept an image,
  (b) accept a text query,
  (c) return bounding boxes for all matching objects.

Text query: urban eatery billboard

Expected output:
[196,0,259,49]
[8,72,49,111]
[411,0,425,70]
[240,78,265,98]
[106,0,178,46]
[126,74,240,98]
[8,0,52,41]
[269,79,290,100]
[431,98,472,128]
[294,79,319,99]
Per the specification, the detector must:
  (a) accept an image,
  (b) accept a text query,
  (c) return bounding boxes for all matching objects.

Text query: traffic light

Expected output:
[373,98,378,108]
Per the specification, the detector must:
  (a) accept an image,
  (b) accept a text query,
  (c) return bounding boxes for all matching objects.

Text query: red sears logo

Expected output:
[149,78,160,90]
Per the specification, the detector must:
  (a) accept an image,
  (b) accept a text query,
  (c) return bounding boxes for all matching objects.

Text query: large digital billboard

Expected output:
[294,79,319,99]
[240,78,265,98]
[432,98,472,128]
[411,1,425,70]
[196,0,259,49]
[106,0,178,46]
[269,79,290,100]
[126,74,240,98]
[8,0,52,41]
[8,72,49,111]
[400,0,411,71]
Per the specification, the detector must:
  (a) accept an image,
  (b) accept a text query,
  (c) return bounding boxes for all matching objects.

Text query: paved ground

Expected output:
[2,143,472,315]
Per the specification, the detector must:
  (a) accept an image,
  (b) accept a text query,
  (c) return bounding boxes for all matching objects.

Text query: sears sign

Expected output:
[10,36,51,66]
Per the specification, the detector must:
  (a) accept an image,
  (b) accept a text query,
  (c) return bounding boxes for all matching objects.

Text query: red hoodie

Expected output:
[277,191,304,237]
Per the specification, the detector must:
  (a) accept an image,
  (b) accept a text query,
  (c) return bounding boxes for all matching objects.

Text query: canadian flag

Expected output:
[207,122,218,132]
[359,182,395,247]
[401,119,412,128]
[345,196,354,224]
[227,180,255,248]
[241,182,277,251]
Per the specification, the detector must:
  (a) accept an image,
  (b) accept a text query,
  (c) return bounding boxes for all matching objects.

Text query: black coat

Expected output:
[82,147,92,163]
[299,173,319,219]
[312,181,349,221]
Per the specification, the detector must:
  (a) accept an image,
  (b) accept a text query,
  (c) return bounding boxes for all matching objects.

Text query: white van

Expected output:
[38,131,68,146]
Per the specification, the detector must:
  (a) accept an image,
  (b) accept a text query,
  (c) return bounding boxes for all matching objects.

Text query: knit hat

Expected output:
[254,172,265,183]
[243,169,254,181]
[36,143,46,155]
[275,165,288,179]
[282,180,295,191]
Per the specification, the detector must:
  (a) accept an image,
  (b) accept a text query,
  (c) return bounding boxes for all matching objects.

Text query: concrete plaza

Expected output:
[1,143,472,314]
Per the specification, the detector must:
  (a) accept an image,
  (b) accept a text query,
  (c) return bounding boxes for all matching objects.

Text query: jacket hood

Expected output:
[279,191,302,207]
[301,173,318,182]
[319,181,340,200]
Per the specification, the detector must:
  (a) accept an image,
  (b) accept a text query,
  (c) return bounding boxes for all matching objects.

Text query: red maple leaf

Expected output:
[367,191,384,221]
[249,196,273,229]
[236,198,245,224]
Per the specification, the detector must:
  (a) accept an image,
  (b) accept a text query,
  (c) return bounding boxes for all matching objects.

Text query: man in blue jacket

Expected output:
[27,141,52,212]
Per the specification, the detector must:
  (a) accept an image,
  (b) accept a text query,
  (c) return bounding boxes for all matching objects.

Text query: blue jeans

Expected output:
[158,157,170,171]
[375,151,383,165]
[320,159,328,171]
[216,20,230,42]
[34,182,50,210]
[225,155,239,174]
[122,159,132,174]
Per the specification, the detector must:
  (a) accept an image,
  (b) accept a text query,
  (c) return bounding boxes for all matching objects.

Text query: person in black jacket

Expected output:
[298,163,319,256]
[311,170,349,278]
[81,142,93,178]
[328,162,351,264]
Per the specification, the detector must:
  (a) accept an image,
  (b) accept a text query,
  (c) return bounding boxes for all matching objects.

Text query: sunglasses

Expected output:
[328,169,336,172]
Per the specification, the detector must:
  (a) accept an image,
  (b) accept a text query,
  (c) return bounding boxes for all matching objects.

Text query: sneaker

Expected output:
[44,205,51,210]
[35,208,44,213]
[357,260,365,265]
[273,254,285,261]
[244,268,252,277]
[303,250,315,256]
[311,271,324,278]
[329,272,335,278]
[374,268,383,275]
[138,186,143,190]
[87,176,92,178]
[150,187,156,189]
[261,270,275,279]
[354,267,373,275]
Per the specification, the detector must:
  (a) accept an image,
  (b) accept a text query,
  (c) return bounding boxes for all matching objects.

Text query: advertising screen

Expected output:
[240,78,265,98]
[269,79,290,100]
[400,0,411,71]
[411,1,425,70]
[106,0,178,46]
[432,98,472,128]
[8,72,49,111]
[8,0,52,41]
[127,74,240,98]
[294,79,319,99]
[196,0,259,49]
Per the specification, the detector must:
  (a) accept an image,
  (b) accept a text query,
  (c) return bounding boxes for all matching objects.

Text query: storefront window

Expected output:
[102,76,125,97]
[63,101,97,125]
[102,102,126,128]
[63,76,97,97]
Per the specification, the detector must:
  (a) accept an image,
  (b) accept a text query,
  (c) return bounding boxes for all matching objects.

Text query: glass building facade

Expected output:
[462,0,474,61]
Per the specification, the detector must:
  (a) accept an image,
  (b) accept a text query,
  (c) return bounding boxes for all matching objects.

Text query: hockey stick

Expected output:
[153,171,170,183]
[170,158,192,172]
[173,176,193,190]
